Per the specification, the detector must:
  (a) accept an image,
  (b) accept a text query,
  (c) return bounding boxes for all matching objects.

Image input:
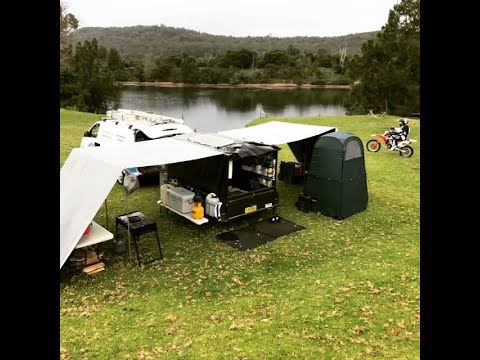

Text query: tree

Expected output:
[60,5,124,112]
[60,2,80,108]
[179,54,199,83]
[60,1,79,70]
[259,49,291,67]
[68,39,120,113]
[217,49,257,69]
[151,59,173,81]
[107,48,123,72]
[143,54,158,81]
[345,0,420,115]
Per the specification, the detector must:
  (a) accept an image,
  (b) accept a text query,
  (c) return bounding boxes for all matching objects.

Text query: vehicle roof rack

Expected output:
[105,109,184,125]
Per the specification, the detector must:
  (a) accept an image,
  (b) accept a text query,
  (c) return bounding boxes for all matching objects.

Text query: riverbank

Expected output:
[118,81,351,90]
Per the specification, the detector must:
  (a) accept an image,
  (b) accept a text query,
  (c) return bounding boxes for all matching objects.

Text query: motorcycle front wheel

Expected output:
[399,146,414,157]
[366,140,381,152]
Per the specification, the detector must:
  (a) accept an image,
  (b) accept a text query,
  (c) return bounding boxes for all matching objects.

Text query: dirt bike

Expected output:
[365,130,416,157]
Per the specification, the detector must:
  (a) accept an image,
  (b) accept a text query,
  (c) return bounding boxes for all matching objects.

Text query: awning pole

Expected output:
[125,189,132,265]
[104,199,109,229]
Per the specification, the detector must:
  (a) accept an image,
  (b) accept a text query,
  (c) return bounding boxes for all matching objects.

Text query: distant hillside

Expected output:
[71,24,377,58]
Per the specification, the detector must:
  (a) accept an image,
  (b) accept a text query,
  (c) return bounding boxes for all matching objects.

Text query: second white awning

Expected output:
[218,121,336,145]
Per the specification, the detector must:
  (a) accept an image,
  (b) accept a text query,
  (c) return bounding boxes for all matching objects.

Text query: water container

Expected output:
[159,171,168,187]
[294,163,303,176]
[206,193,220,218]
[113,235,126,253]
[161,184,174,206]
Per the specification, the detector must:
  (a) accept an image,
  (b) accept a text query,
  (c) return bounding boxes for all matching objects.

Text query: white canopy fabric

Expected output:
[80,137,223,169]
[60,138,223,269]
[218,121,336,145]
[60,149,122,270]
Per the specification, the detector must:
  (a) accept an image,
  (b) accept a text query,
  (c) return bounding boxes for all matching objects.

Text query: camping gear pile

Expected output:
[60,121,336,269]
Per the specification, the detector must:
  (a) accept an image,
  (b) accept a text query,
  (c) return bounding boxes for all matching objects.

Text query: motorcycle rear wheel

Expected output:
[399,146,414,157]
[366,140,381,152]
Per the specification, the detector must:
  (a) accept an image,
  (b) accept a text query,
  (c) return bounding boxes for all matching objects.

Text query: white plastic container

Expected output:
[160,184,174,206]
[159,171,168,187]
[168,187,195,213]
[206,193,221,218]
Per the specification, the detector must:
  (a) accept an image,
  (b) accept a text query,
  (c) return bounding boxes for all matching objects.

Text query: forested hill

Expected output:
[71,24,377,58]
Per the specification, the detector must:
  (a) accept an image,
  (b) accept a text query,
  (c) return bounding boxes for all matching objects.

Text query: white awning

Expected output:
[60,149,122,269]
[218,121,336,145]
[80,137,223,169]
[186,133,235,148]
[60,138,223,269]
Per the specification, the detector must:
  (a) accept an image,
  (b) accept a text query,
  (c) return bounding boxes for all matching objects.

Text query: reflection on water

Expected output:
[119,86,347,132]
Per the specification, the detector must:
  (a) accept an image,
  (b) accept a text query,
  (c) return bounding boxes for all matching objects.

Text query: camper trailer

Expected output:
[160,133,280,222]
[158,122,337,223]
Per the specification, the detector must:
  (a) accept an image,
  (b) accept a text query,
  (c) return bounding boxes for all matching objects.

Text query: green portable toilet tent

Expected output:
[304,131,368,219]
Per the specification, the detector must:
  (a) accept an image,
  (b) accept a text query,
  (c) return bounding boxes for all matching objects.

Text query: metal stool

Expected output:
[115,211,163,266]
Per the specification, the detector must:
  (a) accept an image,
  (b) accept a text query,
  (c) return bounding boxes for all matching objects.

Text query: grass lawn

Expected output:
[60,109,420,359]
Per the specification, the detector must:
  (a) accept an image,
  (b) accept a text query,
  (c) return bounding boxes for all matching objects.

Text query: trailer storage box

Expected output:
[168,186,195,213]
[279,161,304,184]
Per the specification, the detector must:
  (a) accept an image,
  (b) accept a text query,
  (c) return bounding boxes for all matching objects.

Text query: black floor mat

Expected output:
[216,217,305,250]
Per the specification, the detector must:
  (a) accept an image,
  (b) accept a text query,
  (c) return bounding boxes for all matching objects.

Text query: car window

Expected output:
[135,131,150,142]
[90,123,100,138]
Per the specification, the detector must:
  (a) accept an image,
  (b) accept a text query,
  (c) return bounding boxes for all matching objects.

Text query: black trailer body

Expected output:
[167,143,279,222]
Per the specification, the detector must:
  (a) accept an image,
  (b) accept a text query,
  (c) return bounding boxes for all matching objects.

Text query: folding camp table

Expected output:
[75,221,114,249]
[73,221,114,266]
[157,200,209,225]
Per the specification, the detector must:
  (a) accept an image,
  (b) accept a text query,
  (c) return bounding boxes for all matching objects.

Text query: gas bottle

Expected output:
[192,192,204,219]
[192,202,204,219]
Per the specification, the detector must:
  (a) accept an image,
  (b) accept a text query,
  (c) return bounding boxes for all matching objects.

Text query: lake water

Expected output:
[118,86,348,132]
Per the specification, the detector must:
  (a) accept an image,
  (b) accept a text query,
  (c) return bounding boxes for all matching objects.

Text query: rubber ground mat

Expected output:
[216,217,305,250]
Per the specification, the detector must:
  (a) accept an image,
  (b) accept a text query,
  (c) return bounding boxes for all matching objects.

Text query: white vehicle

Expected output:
[81,109,194,179]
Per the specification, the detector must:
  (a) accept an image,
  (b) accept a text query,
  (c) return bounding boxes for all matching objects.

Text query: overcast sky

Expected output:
[65,0,399,38]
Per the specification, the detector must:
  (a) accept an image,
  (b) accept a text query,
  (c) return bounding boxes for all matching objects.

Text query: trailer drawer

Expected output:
[222,189,278,220]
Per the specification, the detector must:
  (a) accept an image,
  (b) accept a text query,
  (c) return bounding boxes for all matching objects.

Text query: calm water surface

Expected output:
[118,86,348,132]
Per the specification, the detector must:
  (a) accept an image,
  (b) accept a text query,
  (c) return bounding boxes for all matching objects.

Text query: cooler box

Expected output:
[168,187,195,213]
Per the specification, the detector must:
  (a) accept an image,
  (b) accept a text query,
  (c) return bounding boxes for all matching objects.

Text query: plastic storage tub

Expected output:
[168,187,195,213]
[161,184,174,206]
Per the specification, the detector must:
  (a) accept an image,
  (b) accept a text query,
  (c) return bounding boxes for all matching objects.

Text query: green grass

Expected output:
[60,109,420,359]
